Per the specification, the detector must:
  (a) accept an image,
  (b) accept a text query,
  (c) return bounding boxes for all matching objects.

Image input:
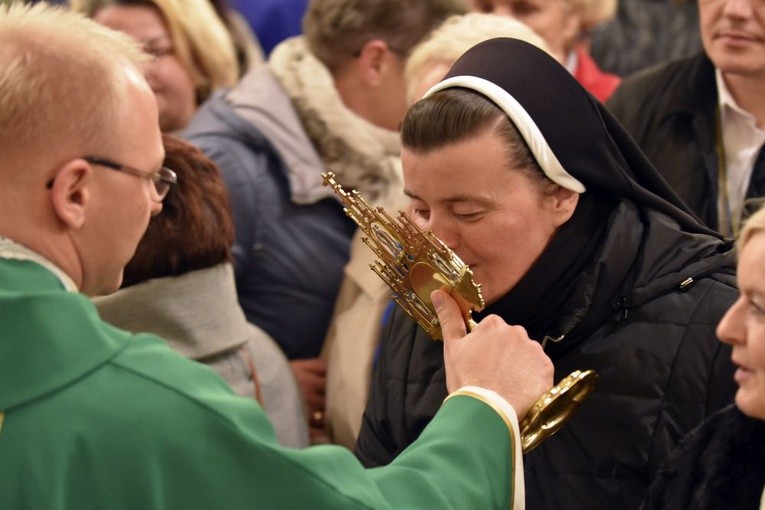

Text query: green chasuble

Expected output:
[0,257,518,509]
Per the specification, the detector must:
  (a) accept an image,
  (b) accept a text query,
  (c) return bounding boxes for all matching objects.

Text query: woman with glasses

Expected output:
[71,0,241,133]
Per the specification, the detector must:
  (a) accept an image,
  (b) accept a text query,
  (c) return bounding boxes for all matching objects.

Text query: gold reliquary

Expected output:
[321,172,482,339]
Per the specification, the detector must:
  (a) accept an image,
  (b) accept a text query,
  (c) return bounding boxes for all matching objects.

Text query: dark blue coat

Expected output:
[184,69,355,359]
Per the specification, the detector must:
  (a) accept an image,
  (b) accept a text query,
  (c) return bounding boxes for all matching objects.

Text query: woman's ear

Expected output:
[49,159,93,230]
[551,186,580,227]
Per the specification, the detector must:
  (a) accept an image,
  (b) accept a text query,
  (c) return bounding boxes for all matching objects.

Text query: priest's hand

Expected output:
[432,289,554,420]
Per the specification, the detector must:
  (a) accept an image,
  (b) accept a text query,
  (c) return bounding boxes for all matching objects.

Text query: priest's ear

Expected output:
[47,158,93,230]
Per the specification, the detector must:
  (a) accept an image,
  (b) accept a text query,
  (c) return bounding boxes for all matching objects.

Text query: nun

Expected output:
[355,38,739,509]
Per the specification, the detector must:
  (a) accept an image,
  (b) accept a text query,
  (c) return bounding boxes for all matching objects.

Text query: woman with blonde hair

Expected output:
[404,12,549,104]
[71,0,241,132]
[643,205,765,508]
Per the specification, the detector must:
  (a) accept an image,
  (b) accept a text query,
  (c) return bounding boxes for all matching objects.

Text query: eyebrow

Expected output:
[744,288,764,302]
[142,36,172,47]
[404,189,494,206]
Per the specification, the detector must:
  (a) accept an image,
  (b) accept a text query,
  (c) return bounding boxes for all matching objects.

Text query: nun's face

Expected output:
[402,128,578,304]
[700,0,765,79]
[717,230,765,420]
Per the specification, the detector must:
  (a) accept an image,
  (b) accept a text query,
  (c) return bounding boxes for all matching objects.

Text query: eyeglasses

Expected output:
[85,156,177,200]
[141,36,175,62]
[46,156,178,201]
[143,43,175,62]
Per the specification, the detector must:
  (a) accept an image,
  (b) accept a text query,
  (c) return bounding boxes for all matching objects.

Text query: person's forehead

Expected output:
[741,233,765,274]
[403,134,521,182]
[113,74,164,164]
[94,4,169,41]
[700,0,765,13]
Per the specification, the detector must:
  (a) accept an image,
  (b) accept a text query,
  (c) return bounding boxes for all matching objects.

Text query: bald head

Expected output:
[0,3,148,170]
[0,3,164,296]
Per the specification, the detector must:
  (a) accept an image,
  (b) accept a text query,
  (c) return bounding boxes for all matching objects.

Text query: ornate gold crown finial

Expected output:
[322,171,597,453]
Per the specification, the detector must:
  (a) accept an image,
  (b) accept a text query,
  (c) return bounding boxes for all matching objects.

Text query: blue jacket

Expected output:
[184,68,355,359]
[230,0,307,56]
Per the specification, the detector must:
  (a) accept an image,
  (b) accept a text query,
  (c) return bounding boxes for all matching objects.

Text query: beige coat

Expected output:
[322,232,394,449]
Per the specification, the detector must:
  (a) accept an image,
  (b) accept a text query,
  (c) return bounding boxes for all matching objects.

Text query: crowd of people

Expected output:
[2,0,765,508]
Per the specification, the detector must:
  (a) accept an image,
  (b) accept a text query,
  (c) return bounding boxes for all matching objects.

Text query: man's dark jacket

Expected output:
[606,53,721,230]
[355,203,738,510]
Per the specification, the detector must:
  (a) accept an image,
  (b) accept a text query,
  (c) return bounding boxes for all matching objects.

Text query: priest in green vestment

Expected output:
[0,4,554,509]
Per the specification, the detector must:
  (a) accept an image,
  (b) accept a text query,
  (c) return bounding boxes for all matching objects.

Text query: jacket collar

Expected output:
[94,264,250,360]
[0,257,130,411]
[537,202,734,355]
[224,65,330,205]
[656,52,717,122]
[0,236,77,292]
[649,53,720,229]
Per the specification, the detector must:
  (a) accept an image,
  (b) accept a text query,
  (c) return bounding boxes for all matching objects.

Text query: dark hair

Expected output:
[121,134,234,287]
[401,88,554,192]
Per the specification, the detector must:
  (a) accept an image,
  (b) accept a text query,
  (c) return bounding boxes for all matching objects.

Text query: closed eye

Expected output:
[453,211,486,222]
[749,299,765,317]
[411,208,430,221]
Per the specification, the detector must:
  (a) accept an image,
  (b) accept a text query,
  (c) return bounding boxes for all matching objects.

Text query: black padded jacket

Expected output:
[356,202,737,510]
